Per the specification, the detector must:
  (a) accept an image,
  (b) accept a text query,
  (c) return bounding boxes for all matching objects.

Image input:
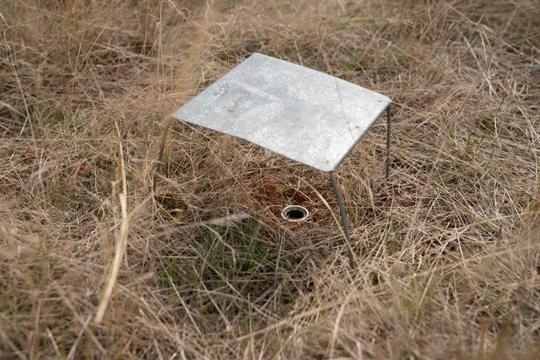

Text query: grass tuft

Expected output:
[1,0,539,358]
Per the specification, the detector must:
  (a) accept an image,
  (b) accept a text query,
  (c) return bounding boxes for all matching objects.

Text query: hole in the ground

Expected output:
[281,205,309,222]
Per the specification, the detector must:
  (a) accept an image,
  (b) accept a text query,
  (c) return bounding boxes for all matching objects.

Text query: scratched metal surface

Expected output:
[173,53,390,172]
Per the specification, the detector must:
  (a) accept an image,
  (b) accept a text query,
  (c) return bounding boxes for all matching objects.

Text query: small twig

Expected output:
[46,328,62,359]
[67,316,92,360]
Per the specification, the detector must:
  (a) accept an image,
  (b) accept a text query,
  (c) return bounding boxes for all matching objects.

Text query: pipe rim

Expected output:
[281,205,309,222]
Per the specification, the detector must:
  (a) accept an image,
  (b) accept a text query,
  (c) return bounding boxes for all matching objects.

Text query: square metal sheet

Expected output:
[173,53,390,172]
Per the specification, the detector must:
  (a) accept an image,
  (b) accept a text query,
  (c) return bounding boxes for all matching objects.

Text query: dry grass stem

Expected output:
[94,124,129,324]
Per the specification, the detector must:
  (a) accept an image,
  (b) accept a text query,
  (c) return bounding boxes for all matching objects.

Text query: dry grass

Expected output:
[1,0,539,358]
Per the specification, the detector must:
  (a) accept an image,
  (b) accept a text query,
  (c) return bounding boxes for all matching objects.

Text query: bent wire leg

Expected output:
[330,171,356,269]
[385,105,392,179]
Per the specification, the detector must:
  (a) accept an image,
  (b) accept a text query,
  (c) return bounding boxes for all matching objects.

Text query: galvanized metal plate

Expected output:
[173,53,390,172]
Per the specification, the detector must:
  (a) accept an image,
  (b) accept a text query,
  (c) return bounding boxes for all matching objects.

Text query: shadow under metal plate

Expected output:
[173,53,390,172]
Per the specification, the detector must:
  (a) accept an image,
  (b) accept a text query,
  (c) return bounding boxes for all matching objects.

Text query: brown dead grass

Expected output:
[1,0,539,358]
